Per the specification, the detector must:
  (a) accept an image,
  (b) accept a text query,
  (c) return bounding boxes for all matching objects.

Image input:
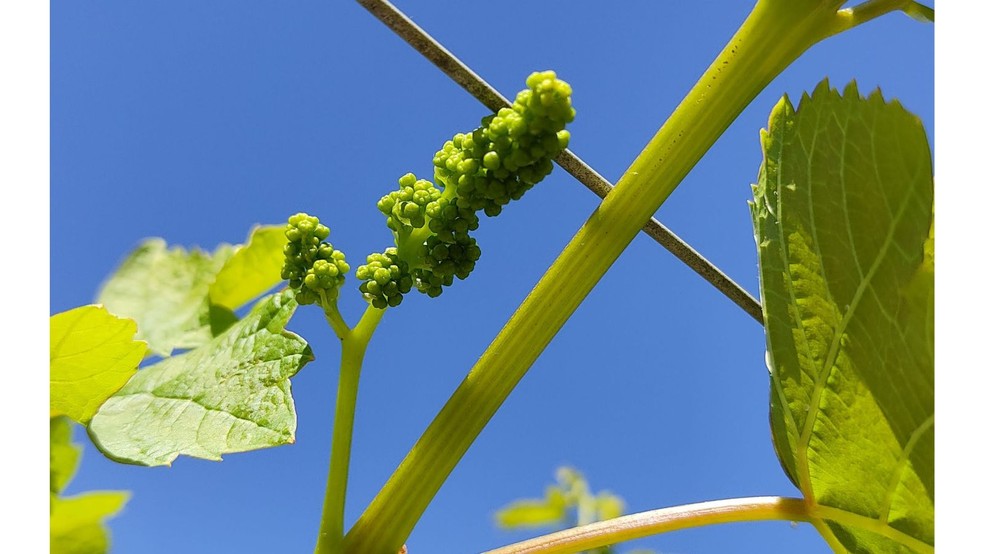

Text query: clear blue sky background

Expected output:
[51,2,933,553]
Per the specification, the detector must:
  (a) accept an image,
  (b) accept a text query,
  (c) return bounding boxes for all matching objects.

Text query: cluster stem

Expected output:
[314,305,386,554]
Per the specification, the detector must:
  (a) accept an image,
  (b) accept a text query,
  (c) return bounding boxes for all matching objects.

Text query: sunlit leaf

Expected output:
[51,492,129,554]
[50,417,128,554]
[594,492,626,522]
[97,239,236,356]
[495,466,631,539]
[495,486,567,529]
[752,80,933,552]
[88,291,313,466]
[50,416,81,496]
[50,306,146,423]
[209,225,287,310]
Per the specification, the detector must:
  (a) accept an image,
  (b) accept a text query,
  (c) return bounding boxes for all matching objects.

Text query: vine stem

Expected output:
[314,305,386,554]
[483,497,811,554]
[484,496,933,554]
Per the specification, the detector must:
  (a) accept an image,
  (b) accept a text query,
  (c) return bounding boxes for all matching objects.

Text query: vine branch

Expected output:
[483,496,933,554]
[483,497,811,554]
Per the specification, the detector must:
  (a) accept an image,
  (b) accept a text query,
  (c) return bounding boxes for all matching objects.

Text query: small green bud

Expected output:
[398,172,417,187]
[483,151,501,170]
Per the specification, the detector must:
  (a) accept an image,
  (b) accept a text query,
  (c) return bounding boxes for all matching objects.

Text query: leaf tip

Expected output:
[811,77,832,99]
[843,80,862,101]
[765,94,794,134]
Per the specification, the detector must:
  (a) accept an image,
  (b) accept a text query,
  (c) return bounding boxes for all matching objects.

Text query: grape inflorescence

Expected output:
[282,213,350,307]
[286,71,574,309]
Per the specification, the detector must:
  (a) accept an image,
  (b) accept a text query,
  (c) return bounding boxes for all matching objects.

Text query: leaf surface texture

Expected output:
[97,225,287,356]
[752,81,934,552]
[88,291,312,466]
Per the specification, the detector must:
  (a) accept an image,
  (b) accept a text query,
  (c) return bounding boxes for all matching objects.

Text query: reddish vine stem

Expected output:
[354,0,764,325]
[483,497,811,554]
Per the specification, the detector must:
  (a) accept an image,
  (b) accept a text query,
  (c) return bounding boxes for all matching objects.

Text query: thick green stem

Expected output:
[484,497,811,554]
[315,305,386,554]
[343,2,917,552]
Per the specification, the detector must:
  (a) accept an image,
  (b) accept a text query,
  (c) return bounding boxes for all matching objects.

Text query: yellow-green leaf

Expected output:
[50,416,129,554]
[51,492,129,554]
[495,487,567,530]
[97,239,235,357]
[50,306,146,423]
[752,81,933,552]
[88,291,312,466]
[495,466,631,537]
[594,492,626,522]
[51,416,81,496]
[209,225,287,310]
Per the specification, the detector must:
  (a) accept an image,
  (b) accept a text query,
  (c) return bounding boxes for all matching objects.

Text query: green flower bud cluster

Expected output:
[425,197,479,243]
[377,173,443,234]
[356,248,414,309]
[433,70,575,217]
[352,72,574,307]
[359,71,574,304]
[414,234,482,298]
[282,213,350,307]
[411,196,482,297]
[370,173,484,301]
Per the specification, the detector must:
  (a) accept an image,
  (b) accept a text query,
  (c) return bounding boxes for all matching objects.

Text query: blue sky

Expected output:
[50,2,933,552]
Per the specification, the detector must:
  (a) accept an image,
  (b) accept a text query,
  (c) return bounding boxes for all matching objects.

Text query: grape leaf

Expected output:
[97,238,236,356]
[495,467,646,554]
[209,225,287,310]
[98,226,289,357]
[752,81,933,552]
[496,467,626,530]
[88,291,313,466]
[495,486,567,529]
[50,306,147,423]
[51,492,129,554]
[50,416,128,554]
[594,492,626,522]
[51,416,81,496]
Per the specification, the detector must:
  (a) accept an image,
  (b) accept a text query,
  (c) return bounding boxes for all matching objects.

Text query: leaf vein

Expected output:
[796,98,920,502]
[119,391,283,436]
[879,413,934,522]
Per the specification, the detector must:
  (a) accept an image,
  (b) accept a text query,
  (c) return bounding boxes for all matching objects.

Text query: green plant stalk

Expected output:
[315,305,386,554]
[343,1,920,551]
